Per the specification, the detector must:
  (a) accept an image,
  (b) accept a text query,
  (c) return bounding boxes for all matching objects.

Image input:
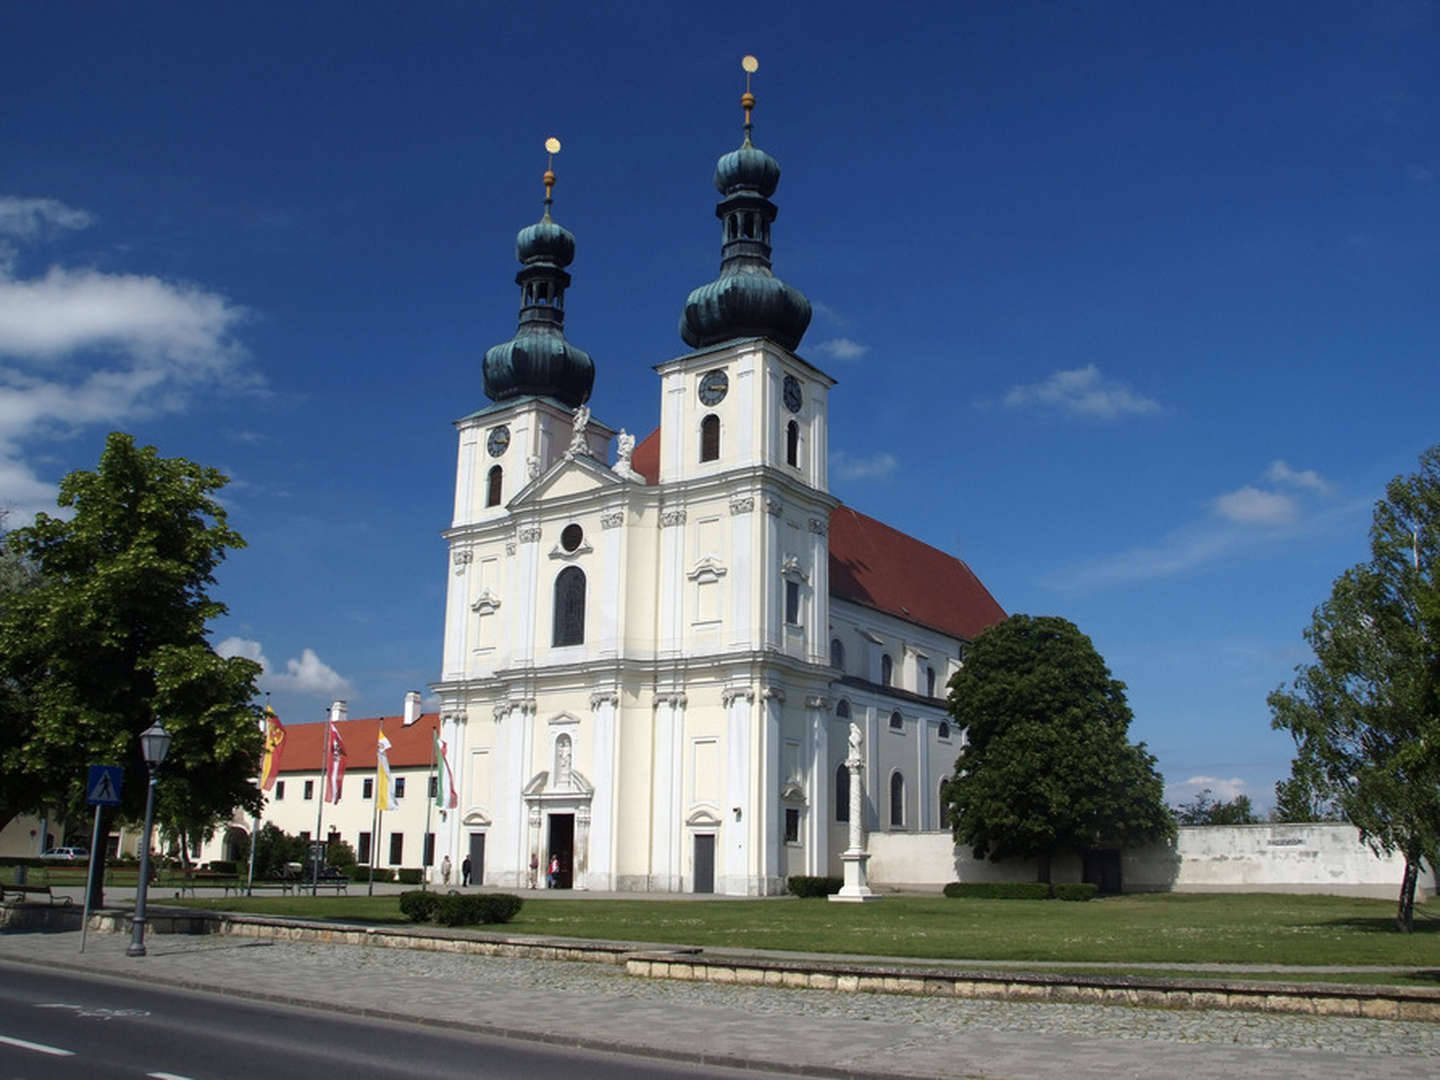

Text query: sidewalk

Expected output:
[3,911,1440,1079]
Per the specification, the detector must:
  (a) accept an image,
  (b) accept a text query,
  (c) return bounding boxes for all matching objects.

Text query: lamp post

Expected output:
[126,722,172,957]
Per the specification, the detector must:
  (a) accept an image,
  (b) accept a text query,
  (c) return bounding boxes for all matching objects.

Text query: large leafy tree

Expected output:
[0,433,264,899]
[1174,789,1259,826]
[1269,444,1440,932]
[943,615,1174,883]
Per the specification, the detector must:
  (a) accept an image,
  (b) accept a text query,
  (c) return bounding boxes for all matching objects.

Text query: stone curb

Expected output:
[30,904,1440,1024]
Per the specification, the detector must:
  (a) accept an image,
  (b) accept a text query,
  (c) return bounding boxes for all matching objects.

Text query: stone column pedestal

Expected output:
[830,849,881,902]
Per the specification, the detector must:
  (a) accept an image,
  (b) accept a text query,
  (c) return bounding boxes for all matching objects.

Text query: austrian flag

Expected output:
[324,719,348,803]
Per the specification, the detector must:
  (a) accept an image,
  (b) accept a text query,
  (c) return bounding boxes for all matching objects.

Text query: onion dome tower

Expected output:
[679,56,812,352]
[483,138,595,407]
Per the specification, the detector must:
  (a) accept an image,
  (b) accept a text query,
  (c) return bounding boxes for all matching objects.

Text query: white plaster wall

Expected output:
[866,825,1436,900]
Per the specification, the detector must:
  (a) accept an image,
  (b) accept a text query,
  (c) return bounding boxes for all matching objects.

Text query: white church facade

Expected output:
[425,73,1006,895]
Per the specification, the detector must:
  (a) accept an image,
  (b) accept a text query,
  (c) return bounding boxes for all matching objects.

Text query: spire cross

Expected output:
[740,55,758,145]
[542,136,561,220]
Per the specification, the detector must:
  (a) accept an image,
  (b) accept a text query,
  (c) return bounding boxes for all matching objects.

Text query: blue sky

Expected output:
[3,2,1436,811]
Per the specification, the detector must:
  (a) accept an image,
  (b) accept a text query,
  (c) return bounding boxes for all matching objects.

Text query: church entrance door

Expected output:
[468,833,485,886]
[693,834,715,894]
[547,813,574,889]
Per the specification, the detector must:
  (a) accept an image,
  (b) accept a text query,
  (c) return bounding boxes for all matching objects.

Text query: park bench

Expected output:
[223,880,294,896]
[0,883,72,906]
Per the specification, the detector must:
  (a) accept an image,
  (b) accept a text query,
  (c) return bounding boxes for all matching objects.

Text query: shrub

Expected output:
[347,866,393,882]
[787,875,843,898]
[1053,883,1099,902]
[399,890,439,922]
[207,860,238,876]
[943,882,1052,900]
[396,867,423,885]
[474,893,524,924]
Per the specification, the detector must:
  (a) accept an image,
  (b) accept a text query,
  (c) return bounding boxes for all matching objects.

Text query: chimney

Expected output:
[403,690,422,727]
[329,700,347,726]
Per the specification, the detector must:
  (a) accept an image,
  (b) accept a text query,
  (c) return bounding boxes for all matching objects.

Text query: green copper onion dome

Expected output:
[483,146,594,408]
[680,62,811,353]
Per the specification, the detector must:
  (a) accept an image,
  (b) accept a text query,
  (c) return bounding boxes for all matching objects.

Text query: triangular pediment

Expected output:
[522,768,595,798]
[511,452,626,508]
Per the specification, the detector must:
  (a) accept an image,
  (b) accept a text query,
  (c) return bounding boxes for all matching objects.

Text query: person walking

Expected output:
[547,853,559,889]
[440,854,452,886]
[461,854,472,887]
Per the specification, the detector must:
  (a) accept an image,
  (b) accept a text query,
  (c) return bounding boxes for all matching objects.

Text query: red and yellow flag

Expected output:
[260,706,287,790]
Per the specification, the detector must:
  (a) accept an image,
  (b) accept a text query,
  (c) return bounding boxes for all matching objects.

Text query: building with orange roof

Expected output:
[428,66,1005,895]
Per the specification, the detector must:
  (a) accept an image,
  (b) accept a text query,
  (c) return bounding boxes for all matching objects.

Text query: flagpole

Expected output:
[312,707,327,899]
[423,722,437,892]
[248,694,268,898]
[368,718,382,898]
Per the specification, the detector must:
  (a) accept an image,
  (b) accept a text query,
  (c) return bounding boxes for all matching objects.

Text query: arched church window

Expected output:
[889,710,903,731]
[486,465,503,508]
[835,699,851,720]
[890,771,906,829]
[938,720,950,740]
[835,763,850,823]
[700,414,720,462]
[830,637,845,671]
[786,420,799,466]
[926,666,937,697]
[938,780,950,828]
[880,653,893,686]
[552,566,586,647]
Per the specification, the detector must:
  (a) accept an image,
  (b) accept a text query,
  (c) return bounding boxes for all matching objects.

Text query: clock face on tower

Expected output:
[783,374,803,414]
[698,369,729,406]
[486,425,510,457]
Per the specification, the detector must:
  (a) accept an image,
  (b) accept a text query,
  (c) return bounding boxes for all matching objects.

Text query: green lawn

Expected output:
[162,891,1440,971]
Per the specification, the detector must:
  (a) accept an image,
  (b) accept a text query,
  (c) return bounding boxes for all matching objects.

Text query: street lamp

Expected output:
[126,721,172,957]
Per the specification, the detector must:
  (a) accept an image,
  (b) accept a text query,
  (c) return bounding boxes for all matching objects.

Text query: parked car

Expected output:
[42,847,89,861]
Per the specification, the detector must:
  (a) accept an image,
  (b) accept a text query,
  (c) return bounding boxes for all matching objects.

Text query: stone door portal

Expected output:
[547,813,575,889]
[693,834,715,894]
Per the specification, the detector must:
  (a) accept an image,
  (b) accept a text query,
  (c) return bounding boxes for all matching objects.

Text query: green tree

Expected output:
[1270,747,1344,824]
[942,615,1175,883]
[0,433,265,903]
[1174,789,1259,825]
[1269,444,1440,932]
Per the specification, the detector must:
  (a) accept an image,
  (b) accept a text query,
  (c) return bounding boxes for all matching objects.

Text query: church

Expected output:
[426,63,1006,895]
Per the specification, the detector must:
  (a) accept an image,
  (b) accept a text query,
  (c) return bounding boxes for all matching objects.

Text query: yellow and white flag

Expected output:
[376,729,393,812]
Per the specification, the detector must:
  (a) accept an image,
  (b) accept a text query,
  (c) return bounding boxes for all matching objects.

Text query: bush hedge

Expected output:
[1053,883,1099,902]
[943,882,1053,900]
[399,890,439,922]
[787,875,843,898]
[401,890,524,926]
[396,867,423,885]
[206,860,238,876]
[347,866,395,883]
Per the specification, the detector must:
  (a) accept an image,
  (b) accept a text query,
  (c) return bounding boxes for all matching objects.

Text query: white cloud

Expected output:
[812,337,868,361]
[214,638,352,698]
[0,194,256,525]
[1264,460,1328,493]
[0,196,94,239]
[810,301,851,329]
[1174,775,1248,802]
[1212,486,1297,526]
[1003,365,1161,419]
[832,450,898,480]
[271,648,353,696]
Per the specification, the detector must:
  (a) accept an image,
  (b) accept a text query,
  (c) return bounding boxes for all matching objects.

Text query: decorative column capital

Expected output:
[660,508,688,528]
[654,692,688,709]
[721,686,756,707]
[761,686,786,704]
[729,495,754,515]
[805,695,831,712]
[808,517,828,536]
[590,690,620,710]
[600,510,625,529]
[517,525,542,544]
[764,497,782,516]
[452,548,473,574]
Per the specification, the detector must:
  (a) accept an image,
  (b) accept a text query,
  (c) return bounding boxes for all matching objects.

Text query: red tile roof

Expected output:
[828,506,1006,641]
[276,713,440,772]
[631,426,1005,642]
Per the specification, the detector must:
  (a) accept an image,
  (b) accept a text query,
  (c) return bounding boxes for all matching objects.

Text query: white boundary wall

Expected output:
[868,823,1435,901]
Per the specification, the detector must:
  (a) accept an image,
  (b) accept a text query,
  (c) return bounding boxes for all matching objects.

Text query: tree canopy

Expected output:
[942,614,1174,882]
[1269,443,1440,932]
[1174,789,1259,826]
[0,433,265,857]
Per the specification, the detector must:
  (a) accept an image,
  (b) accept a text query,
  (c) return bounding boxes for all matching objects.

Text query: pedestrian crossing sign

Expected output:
[86,765,123,807]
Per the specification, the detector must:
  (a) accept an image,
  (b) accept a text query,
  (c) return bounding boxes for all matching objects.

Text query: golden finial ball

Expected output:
[543,169,556,187]
[741,91,755,110]
[545,136,561,155]
[741,55,759,73]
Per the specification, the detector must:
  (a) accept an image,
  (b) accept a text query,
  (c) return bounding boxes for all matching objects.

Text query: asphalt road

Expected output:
[0,963,801,1080]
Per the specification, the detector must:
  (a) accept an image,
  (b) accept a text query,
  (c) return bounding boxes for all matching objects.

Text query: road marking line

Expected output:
[0,1034,75,1056]
[148,1073,198,1080]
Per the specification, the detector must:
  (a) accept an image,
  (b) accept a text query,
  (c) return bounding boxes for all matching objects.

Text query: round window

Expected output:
[560,523,583,552]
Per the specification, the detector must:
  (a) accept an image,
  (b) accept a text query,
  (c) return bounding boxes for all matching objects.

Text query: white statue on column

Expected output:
[568,404,591,457]
[831,721,881,902]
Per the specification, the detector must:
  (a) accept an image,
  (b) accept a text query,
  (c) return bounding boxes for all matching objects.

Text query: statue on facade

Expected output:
[847,722,863,765]
[568,404,591,456]
[616,428,634,468]
[526,454,542,480]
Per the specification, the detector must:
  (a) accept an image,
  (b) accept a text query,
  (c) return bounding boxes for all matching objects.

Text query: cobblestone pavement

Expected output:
[1,928,1437,1079]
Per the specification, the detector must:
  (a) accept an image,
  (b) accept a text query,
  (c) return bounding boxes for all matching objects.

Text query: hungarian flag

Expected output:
[376,728,392,812]
[259,706,287,790]
[434,729,458,810]
[323,718,348,803]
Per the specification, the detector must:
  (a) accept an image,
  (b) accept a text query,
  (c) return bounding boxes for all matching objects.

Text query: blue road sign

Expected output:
[86,765,123,807]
